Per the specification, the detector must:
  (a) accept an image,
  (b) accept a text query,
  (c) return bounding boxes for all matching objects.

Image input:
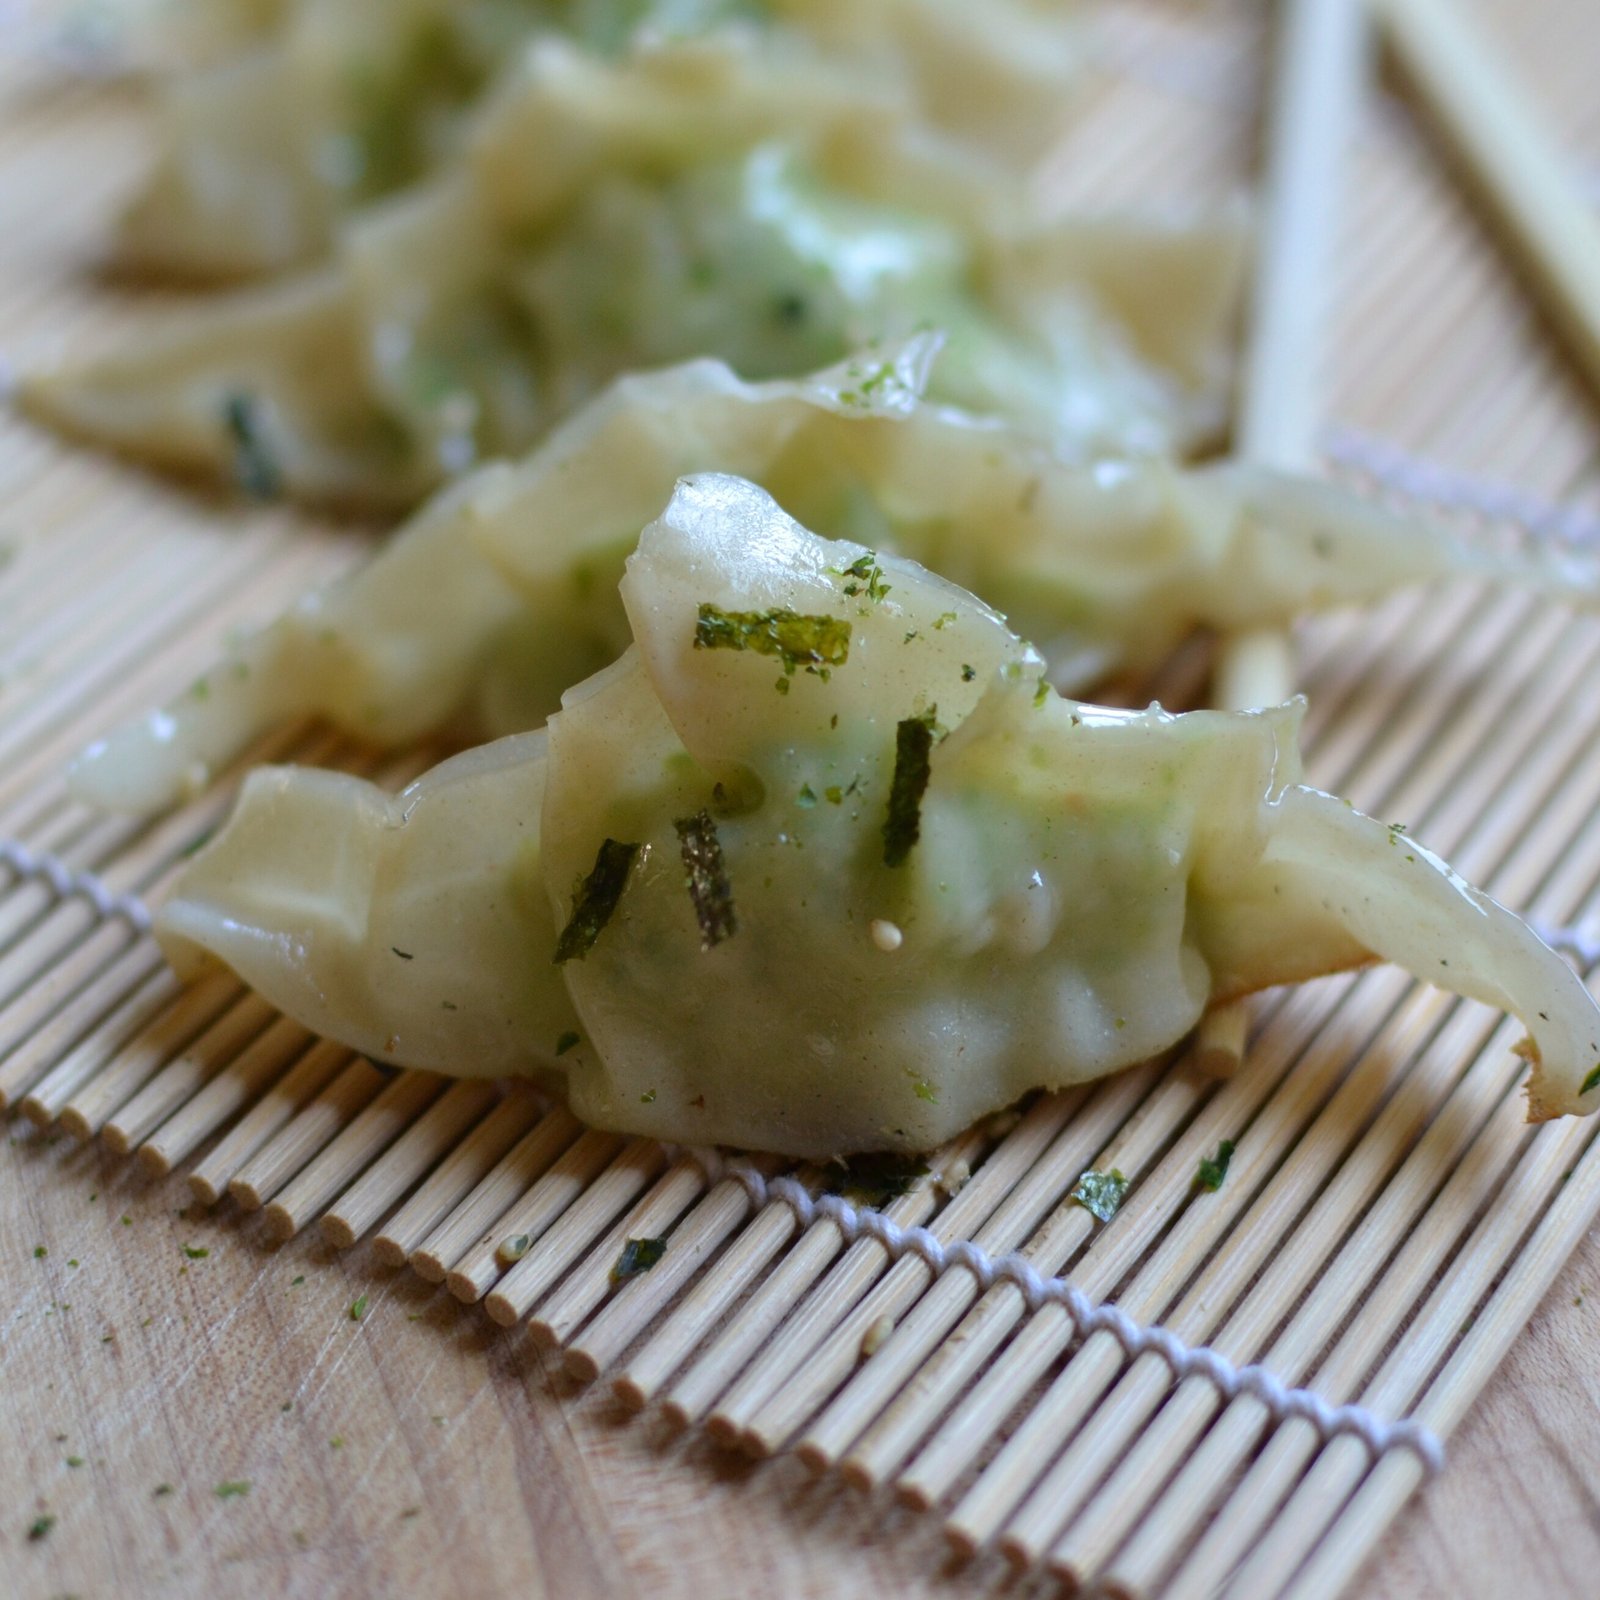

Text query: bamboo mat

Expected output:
[5,3,1600,1597]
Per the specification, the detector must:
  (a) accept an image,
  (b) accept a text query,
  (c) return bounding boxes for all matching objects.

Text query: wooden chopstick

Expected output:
[1374,0,1600,400]
[1197,0,1370,1076]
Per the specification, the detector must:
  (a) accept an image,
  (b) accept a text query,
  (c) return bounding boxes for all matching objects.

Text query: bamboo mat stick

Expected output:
[565,1166,779,1384]
[101,998,304,1154]
[1054,1006,1552,1586]
[1197,0,1367,1077]
[852,994,1364,1501]
[187,1037,352,1205]
[408,1105,582,1283]
[660,1144,967,1434]
[60,991,276,1141]
[1136,869,1600,1591]
[952,980,1420,1565]
[320,1078,500,1249]
[370,1089,545,1268]
[1283,1116,1600,1600]
[615,1185,808,1413]
[480,1137,669,1325]
[708,1115,1055,1453]
[262,1068,446,1241]
[137,1016,314,1177]
[1374,0,1600,400]
[1219,1109,1599,1600]
[791,1070,1174,1474]
[1119,1029,1564,1597]
[736,1098,1102,1455]
[521,1153,708,1344]
[17,968,232,1124]
[441,1126,622,1302]
[0,942,166,1110]
[227,1056,388,1211]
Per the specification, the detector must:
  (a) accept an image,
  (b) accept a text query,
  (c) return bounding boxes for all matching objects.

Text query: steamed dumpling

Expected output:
[114,0,1087,277]
[22,30,1245,506]
[156,474,1600,1156]
[70,338,1600,815]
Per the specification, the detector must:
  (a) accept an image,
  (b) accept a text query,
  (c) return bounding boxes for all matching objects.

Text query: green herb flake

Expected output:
[913,1080,938,1103]
[611,1237,667,1282]
[291,1275,305,1287]
[882,707,941,868]
[65,1456,84,1469]
[32,1245,45,1259]
[214,1481,251,1500]
[771,291,808,325]
[27,1513,55,1541]
[640,1089,656,1104]
[152,1484,174,1499]
[796,784,818,808]
[1582,1063,1600,1096]
[553,838,644,964]
[1071,1169,1129,1224]
[222,392,283,501]
[674,810,737,951]
[934,611,958,630]
[961,664,976,682]
[824,1153,929,1208]
[554,1031,580,1057]
[830,552,892,603]
[182,1245,208,1260]
[694,603,850,681]
[1033,676,1052,709]
[349,1295,369,1322]
[1195,1140,1236,1193]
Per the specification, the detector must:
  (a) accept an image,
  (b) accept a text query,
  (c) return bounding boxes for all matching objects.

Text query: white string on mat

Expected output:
[1324,424,1600,545]
[0,838,150,931]
[671,1144,1447,1476]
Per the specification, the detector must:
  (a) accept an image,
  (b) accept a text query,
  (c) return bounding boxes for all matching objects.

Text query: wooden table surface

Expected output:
[3,3,1600,1597]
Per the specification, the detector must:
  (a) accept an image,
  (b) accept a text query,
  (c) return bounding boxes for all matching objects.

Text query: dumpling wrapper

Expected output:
[156,474,1600,1157]
[22,30,1246,507]
[70,337,1600,816]
[114,0,1088,278]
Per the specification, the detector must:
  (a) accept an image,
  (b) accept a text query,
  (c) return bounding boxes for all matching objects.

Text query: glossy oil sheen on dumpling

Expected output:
[22,30,1243,507]
[70,338,1600,815]
[157,475,1600,1157]
[114,0,1086,278]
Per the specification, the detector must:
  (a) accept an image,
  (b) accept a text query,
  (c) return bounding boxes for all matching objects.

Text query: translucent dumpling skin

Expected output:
[69,339,1600,816]
[156,475,1600,1156]
[22,31,1243,507]
[112,0,1087,278]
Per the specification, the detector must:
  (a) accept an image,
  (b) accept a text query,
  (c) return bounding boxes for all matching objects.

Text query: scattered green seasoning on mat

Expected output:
[1071,1168,1128,1223]
[825,1153,929,1208]
[1196,1139,1236,1192]
[611,1238,667,1282]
